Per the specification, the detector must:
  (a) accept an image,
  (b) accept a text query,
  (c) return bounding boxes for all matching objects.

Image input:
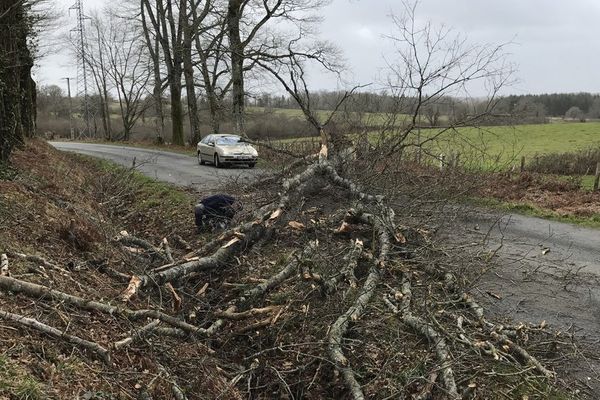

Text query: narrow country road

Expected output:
[50,141,263,193]
[444,207,600,361]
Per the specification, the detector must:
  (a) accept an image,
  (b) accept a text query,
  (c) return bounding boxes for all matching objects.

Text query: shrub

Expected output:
[526,147,600,175]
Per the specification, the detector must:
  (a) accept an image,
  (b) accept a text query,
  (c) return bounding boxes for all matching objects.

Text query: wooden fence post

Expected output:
[453,152,460,169]
[520,156,525,173]
[439,154,445,171]
[594,162,600,192]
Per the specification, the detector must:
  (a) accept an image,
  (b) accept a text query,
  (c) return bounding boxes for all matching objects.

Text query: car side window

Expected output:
[201,135,212,144]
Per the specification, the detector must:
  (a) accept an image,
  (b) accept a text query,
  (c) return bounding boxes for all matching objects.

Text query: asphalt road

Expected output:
[445,207,600,354]
[50,141,263,193]
[456,209,600,275]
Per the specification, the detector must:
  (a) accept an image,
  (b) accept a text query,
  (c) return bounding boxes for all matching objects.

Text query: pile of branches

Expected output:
[0,141,574,399]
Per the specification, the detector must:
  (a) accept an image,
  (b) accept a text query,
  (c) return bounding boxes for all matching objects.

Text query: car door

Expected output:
[200,135,213,160]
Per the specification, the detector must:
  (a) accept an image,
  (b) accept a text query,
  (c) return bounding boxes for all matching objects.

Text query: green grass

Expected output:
[428,121,600,161]
[0,355,45,399]
[469,196,600,229]
[273,119,600,163]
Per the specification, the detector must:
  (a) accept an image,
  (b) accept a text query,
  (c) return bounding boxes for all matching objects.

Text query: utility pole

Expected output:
[62,77,74,139]
[70,0,93,138]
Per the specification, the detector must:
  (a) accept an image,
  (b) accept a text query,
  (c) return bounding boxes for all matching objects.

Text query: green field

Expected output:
[437,122,600,158]
[271,118,600,168]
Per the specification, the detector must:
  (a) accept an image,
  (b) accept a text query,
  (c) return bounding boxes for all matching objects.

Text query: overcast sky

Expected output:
[36,0,600,96]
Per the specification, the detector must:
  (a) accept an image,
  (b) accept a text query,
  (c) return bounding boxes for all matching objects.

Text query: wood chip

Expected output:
[165,282,182,312]
[0,254,9,277]
[222,237,241,249]
[333,221,352,234]
[486,291,502,300]
[196,282,209,297]
[269,208,283,220]
[121,275,142,302]
[394,230,407,244]
[288,221,305,230]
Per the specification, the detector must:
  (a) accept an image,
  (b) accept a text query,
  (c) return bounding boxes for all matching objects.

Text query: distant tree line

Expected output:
[499,93,599,117]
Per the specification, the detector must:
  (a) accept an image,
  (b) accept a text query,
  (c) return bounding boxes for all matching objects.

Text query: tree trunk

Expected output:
[0,0,35,163]
[182,14,201,144]
[227,0,245,136]
[140,0,165,142]
[170,73,185,146]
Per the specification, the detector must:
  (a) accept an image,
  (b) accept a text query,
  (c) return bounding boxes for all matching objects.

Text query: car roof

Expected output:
[213,134,240,138]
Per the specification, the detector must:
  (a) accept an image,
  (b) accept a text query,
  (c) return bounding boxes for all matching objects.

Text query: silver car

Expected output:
[197,134,258,168]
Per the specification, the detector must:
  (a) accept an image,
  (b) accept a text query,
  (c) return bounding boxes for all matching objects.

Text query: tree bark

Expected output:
[227,0,245,136]
[182,5,201,144]
[0,0,35,163]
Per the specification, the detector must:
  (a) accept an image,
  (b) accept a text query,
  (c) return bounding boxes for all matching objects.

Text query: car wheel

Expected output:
[248,162,256,169]
[198,151,205,165]
[214,153,222,168]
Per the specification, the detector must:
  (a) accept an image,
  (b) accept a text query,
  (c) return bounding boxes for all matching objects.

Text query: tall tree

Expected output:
[194,12,231,135]
[141,0,185,145]
[225,0,330,136]
[140,0,166,142]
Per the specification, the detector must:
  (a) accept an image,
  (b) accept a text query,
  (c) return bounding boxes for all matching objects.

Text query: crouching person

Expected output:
[194,194,241,232]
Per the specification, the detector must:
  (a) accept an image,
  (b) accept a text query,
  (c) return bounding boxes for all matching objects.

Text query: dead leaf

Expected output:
[394,230,407,244]
[288,221,305,230]
[334,221,352,234]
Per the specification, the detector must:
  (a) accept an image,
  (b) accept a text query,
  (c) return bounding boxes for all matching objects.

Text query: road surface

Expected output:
[51,141,263,193]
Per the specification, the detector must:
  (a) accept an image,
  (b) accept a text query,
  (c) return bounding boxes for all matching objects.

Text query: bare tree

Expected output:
[182,0,214,144]
[139,0,166,142]
[103,11,152,140]
[225,0,330,136]
[141,0,186,145]
[193,3,231,135]
[86,12,114,140]
[375,1,514,161]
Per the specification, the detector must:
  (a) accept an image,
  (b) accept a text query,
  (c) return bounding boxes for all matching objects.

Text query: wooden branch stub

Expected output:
[121,275,143,302]
[1,254,9,277]
[165,282,182,312]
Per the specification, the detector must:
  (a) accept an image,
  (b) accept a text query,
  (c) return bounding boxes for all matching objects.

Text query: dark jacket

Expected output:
[194,194,238,227]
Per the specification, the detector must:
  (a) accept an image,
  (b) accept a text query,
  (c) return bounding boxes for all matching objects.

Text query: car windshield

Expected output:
[215,136,243,145]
